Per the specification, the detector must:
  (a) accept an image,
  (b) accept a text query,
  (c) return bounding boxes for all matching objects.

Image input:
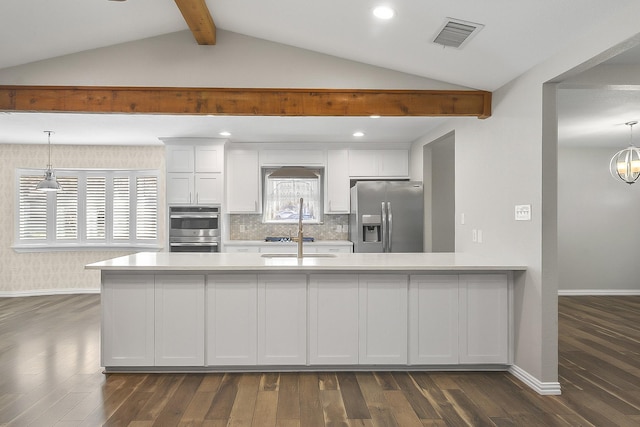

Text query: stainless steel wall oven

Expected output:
[169,205,220,252]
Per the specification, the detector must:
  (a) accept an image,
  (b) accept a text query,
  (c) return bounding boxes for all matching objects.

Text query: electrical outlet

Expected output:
[239,224,246,232]
[478,229,483,243]
[472,229,477,242]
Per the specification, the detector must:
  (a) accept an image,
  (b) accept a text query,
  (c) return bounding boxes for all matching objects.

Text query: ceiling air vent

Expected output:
[433,18,484,49]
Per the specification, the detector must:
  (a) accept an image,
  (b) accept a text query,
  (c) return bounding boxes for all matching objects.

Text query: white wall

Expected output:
[0,29,468,90]
[410,2,640,387]
[558,146,640,293]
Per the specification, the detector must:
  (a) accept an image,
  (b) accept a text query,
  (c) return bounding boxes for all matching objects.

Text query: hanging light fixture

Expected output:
[36,131,62,192]
[610,121,640,184]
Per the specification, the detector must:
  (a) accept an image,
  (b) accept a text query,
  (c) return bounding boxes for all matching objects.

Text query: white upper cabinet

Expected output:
[349,149,409,178]
[165,141,224,205]
[325,149,350,213]
[227,150,261,213]
[260,149,324,166]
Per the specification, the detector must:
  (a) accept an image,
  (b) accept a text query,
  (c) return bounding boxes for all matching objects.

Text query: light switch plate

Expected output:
[515,204,532,221]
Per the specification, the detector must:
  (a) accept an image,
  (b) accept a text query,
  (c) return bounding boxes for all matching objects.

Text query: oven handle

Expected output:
[170,242,219,247]
[170,213,219,219]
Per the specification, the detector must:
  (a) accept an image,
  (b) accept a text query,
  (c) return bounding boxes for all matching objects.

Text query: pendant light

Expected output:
[610,121,640,184]
[36,131,62,192]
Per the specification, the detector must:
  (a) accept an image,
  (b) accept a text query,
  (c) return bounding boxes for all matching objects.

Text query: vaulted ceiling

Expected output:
[0,0,638,145]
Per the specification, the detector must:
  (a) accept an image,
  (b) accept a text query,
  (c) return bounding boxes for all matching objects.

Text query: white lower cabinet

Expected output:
[102,274,155,367]
[154,275,205,366]
[101,272,510,369]
[358,275,408,364]
[206,275,258,365]
[309,275,359,364]
[409,275,459,365]
[458,274,509,364]
[257,274,308,365]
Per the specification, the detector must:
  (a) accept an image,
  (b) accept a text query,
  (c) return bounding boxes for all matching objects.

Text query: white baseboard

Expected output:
[0,288,100,298]
[509,365,561,395]
[558,289,640,296]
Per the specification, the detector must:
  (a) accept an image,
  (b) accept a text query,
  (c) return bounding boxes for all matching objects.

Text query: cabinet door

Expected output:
[102,274,155,367]
[257,274,307,365]
[227,150,261,213]
[155,275,205,366]
[348,150,377,177]
[166,145,195,173]
[459,274,509,364]
[260,149,324,166]
[326,149,350,213]
[167,173,194,204]
[195,173,223,204]
[409,275,459,365]
[379,150,409,177]
[358,275,408,364]
[207,275,258,366]
[349,150,409,178]
[309,275,359,364]
[195,145,223,173]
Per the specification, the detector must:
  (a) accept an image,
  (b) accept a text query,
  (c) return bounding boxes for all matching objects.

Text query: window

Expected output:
[262,167,323,224]
[15,169,160,250]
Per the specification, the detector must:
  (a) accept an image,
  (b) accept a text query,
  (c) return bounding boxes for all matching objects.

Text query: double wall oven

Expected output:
[169,205,220,252]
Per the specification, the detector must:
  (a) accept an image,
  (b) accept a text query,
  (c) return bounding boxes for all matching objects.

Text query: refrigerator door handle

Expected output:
[387,201,393,253]
[381,201,388,252]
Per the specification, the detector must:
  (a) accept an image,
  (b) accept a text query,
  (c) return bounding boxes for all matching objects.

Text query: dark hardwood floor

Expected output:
[0,294,639,426]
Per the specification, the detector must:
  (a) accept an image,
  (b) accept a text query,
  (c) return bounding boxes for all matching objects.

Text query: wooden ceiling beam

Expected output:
[174,0,216,45]
[0,85,491,118]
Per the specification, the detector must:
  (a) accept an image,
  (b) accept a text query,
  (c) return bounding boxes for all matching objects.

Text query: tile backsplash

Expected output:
[229,214,349,240]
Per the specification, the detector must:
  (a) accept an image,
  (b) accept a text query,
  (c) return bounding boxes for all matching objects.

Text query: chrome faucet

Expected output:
[292,197,304,258]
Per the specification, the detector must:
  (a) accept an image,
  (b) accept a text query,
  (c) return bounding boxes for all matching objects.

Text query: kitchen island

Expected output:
[87,252,526,372]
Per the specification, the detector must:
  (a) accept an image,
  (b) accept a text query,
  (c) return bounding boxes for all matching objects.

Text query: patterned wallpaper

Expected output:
[0,144,165,295]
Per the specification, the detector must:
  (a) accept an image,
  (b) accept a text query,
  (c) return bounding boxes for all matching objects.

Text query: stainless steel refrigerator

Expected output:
[349,181,423,253]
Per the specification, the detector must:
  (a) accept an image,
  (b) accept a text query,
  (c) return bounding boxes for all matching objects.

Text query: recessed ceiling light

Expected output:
[373,6,395,20]
[353,131,365,137]
[370,115,381,119]
[219,131,231,137]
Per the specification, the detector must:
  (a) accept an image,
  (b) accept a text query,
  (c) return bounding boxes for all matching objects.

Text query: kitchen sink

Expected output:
[260,253,337,258]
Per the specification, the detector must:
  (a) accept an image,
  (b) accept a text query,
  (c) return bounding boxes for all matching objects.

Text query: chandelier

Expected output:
[609,121,640,184]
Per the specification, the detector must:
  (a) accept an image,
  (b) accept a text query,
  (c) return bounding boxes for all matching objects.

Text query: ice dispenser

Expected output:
[361,214,381,242]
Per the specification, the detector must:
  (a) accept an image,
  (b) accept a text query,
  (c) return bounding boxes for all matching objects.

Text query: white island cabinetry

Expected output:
[101,274,155,367]
[91,252,521,372]
[154,275,205,366]
[459,274,509,364]
[206,274,258,366]
[309,274,359,364]
[358,275,408,364]
[257,274,307,365]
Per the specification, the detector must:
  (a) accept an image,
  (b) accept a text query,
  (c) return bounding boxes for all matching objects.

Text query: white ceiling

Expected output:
[0,0,638,146]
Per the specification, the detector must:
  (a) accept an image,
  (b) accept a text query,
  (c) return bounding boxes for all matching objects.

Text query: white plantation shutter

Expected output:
[15,168,159,249]
[136,175,158,240]
[113,176,130,240]
[18,174,48,240]
[86,176,106,240]
[55,176,78,240]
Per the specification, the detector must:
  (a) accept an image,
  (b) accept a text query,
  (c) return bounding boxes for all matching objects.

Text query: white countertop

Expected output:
[86,252,526,273]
